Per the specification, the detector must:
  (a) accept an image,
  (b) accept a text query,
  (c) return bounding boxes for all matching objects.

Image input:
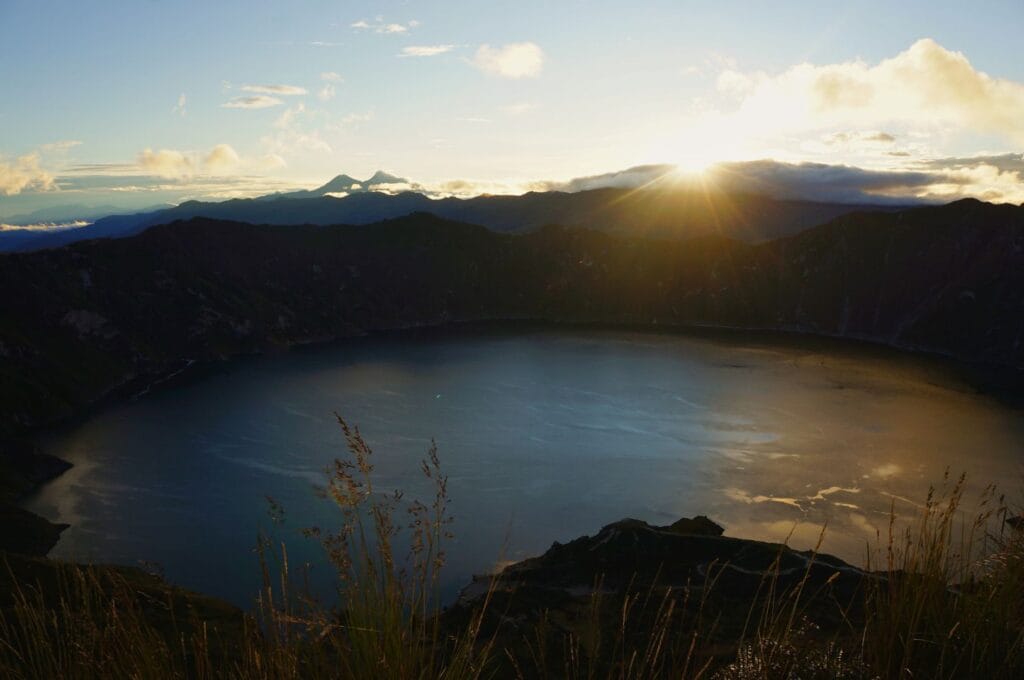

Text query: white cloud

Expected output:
[40,140,83,152]
[473,42,544,79]
[321,71,343,82]
[241,84,308,96]
[274,102,306,129]
[318,83,336,101]
[400,44,455,57]
[351,18,416,34]
[0,154,55,195]
[713,38,1024,145]
[263,103,333,155]
[256,154,287,171]
[136,144,245,178]
[222,95,284,109]
[138,148,194,178]
[0,220,89,232]
[172,93,187,116]
[203,144,241,174]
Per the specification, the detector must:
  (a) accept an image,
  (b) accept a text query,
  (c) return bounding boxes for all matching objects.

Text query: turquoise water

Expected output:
[27,328,1024,606]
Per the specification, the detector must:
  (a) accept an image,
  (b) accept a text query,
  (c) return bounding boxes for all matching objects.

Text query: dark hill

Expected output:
[1,201,1021,439]
[2,184,905,252]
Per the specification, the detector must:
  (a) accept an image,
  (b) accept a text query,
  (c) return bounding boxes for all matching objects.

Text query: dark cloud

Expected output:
[707,160,949,204]
[863,132,896,143]
[917,153,1024,173]
[526,161,956,204]
[529,164,676,193]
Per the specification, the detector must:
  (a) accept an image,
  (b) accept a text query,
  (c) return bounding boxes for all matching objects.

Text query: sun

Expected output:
[674,153,715,175]
[663,115,750,177]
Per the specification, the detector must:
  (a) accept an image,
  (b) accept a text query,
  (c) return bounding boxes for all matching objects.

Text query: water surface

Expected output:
[27,328,1024,606]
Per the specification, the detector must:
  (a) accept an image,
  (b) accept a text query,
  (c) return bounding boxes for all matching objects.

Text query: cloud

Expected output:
[172,93,187,116]
[40,140,83,152]
[714,38,1024,145]
[918,152,1024,173]
[222,95,284,109]
[524,159,1024,205]
[864,132,895,143]
[351,18,415,34]
[241,84,307,95]
[256,154,287,171]
[0,154,56,195]
[708,160,943,203]
[137,148,194,178]
[0,220,89,233]
[203,144,241,174]
[318,83,336,101]
[824,131,896,145]
[529,165,677,193]
[263,104,333,155]
[136,144,245,178]
[400,44,454,57]
[473,42,544,78]
[321,71,343,82]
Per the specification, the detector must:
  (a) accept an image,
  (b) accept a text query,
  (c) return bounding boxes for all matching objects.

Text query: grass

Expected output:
[1,420,1021,679]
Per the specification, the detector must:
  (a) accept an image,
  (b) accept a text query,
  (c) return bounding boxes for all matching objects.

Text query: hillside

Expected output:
[1,198,1021,441]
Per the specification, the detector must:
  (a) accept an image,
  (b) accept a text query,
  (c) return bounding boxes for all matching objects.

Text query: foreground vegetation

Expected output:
[1,418,1022,679]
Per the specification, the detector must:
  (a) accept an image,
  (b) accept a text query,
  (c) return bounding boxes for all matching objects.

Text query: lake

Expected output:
[26,327,1024,607]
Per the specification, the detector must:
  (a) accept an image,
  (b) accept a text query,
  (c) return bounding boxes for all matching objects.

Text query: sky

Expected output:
[2,0,1024,221]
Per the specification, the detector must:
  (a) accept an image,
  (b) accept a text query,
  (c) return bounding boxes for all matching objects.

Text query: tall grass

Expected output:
[0,422,1021,679]
[861,472,1024,679]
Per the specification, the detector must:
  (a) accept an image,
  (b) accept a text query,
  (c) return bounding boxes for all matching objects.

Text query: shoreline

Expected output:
[9,317,1023,561]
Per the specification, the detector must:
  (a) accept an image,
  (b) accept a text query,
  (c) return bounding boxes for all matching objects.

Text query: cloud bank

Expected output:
[715,38,1024,144]
[137,144,243,178]
[0,154,55,195]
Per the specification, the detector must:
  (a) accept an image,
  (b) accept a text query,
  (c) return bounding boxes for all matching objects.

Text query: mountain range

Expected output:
[0,171,907,252]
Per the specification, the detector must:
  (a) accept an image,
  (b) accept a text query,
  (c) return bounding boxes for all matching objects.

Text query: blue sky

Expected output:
[2,0,1024,220]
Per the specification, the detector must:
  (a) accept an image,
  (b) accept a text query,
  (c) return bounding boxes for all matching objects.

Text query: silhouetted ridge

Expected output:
[1,201,1022,438]
[2,184,913,253]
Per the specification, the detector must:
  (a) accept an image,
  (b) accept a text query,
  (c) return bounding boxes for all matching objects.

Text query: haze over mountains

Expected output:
[0,168,910,253]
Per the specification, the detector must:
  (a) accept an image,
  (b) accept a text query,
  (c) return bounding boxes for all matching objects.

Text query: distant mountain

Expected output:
[2,179,908,252]
[1,198,1021,436]
[1,204,125,225]
[262,170,411,201]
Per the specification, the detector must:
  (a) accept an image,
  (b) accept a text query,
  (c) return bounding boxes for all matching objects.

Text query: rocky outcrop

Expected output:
[462,516,864,601]
[447,516,870,672]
